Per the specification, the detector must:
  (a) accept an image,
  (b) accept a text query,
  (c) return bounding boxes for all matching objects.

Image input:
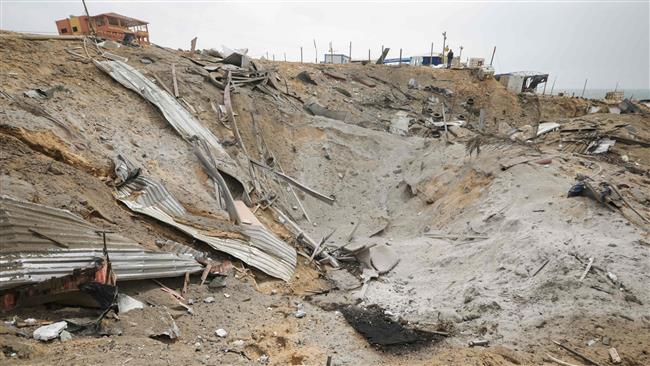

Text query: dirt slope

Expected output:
[1,32,649,365]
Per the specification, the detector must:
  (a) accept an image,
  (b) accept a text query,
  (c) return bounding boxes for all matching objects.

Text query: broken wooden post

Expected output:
[171,64,179,98]
[490,46,496,66]
[579,257,594,281]
[349,41,352,61]
[608,348,621,364]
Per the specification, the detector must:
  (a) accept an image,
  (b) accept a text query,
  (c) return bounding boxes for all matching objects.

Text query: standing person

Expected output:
[447,48,454,69]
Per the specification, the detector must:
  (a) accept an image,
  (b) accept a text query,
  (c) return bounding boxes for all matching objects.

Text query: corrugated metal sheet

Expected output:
[115,176,296,281]
[94,60,242,180]
[0,196,203,290]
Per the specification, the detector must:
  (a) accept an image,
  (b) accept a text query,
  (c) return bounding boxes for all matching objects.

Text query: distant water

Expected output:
[547,88,650,100]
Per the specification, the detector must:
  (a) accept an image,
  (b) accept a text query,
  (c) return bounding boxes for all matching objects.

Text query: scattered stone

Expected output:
[215,328,227,338]
[140,57,153,64]
[117,293,144,314]
[204,296,215,303]
[295,310,306,318]
[602,336,611,346]
[24,318,37,326]
[586,339,597,346]
[258,354,269,364]
[188,298,195,305]
[59,330,72,342]
[208,276,227,290]
[33,321,67,341]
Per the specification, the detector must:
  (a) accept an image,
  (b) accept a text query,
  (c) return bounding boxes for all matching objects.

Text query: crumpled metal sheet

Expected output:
[0,196,203,290]
[94,60,242,179]
[115,175,296,281]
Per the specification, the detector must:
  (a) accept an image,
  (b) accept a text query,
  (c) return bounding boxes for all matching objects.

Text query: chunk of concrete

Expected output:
[33,321,67,341]
[117,293,145,314]
[370,244,400,275]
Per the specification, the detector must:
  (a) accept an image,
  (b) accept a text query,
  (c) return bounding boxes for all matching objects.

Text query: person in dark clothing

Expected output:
[447,49,454,69]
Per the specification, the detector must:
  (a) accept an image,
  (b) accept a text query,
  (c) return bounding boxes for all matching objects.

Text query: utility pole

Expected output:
[614,81,619,92]
[490,46,497,66]
[399,48,402,66]
[300,46,303,63]
[429,42,434,66]
[550,76,557,95]
[328,41,334,63]
[459,45,464,60]
[81,0,96,36]
[349,41,352,61]
[581,78,588,98]
[441,31,447,64]
[313,39,318,63]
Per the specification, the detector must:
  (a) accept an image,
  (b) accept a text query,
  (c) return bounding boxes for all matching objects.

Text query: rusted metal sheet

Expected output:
[0,196,203,291]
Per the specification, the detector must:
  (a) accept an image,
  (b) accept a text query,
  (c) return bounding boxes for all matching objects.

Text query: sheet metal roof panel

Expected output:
[94,60,241,174]
[115,178,296,281]
[0,196,203,290]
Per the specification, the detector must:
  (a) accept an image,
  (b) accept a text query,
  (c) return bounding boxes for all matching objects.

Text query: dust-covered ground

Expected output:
[1,32,649,365]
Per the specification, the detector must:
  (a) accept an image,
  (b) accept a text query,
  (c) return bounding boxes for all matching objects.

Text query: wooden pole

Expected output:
[300,46,303,63]
[368,49,370,62]
[542,77,548,95]
[272,54,275,61]
[581,78,588,98]
[490,46,496,66]
[313,39,318,63]
[614,81,619,92]
[459,45,463,60]
[399,48,402,66]
[430,42,433,65]
[81,0,96,36]
[349,41,352,61]
[284,52,286,62]
[550,76,557,95]
[441,31,447,64]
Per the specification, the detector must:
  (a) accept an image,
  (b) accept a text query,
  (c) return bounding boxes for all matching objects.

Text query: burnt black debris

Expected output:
[340,305,442,348]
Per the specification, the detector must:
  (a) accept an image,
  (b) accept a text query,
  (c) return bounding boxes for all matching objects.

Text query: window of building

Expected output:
[61,28,68,33]
[72,26,78,32]
[108,17,119,26]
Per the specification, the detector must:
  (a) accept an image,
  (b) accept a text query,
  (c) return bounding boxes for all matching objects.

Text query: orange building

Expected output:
[55,12,149,45]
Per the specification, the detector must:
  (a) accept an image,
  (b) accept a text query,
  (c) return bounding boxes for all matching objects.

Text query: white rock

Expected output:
[59,330,72,342]
[295,310,306,318]
[33,321,67,341]
[117,293,144,314]
[215,328,227,338]
[24,318,37,325]
[204,296,215,303]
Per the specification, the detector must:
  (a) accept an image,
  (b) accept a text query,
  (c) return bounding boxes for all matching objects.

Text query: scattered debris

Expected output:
[341,305,442,347]
[215,328,228,338]
[117,293,145,314]
[609,347,621,364]
[468,339,489,347]
[33,321,67,341]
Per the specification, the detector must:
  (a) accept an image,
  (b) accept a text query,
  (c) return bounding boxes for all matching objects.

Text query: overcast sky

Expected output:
[2,1,649,90]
